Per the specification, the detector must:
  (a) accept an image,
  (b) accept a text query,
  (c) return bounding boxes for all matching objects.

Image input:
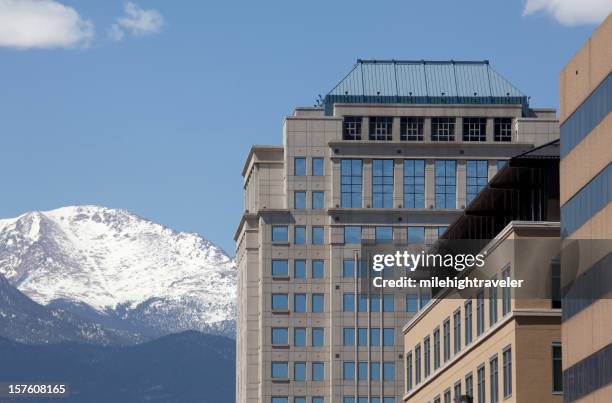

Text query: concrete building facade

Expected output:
[559,13,612,403]
[235,60,559,403]
[402,142,564,403]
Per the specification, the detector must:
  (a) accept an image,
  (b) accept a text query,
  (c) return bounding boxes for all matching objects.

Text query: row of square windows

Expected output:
[271,326,396,347]
[271,291,430,313]
[272,226,448,245]
[271,361,397,382]
[342,116,513,142]
[271,397,396,403]
[270,257,440,281]
[291,159,503,209]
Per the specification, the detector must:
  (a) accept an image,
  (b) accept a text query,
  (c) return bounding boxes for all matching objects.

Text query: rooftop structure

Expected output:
[323,60,529,116]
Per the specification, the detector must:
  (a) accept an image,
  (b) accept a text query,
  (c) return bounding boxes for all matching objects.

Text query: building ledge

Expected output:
[403,220,561,334]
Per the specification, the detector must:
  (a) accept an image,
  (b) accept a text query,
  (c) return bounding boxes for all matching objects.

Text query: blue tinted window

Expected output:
[312,260,324,278]
[272,294,288,310]
[294,226,306,244]
[271,327,288,344]
[420,289,431,307]
[490,279,498,326]
[294,327,306,346]
[343,361,355,380]
[375,226,393,242]
[370,294,381,312]
[343,328,355,346]
[435,160,456,208]
[312,362,324,381]
[312,328,324,346]
[383,294,395,312]
[370,328,380,346]
[343,259,354,277]
[272,398,288,403]
[295,398,306,403]
[408,227,425,244]
[383,328,394,346]
[343,398,355,403]
[341,159,363,208]
[371,362,381,381]
[312,397,323,403]
[312,226,324,245]
[312,294,324,313]
[294,294,306,312]
[272,226,288,242]
[561,73,612,157]
[383,398,394,403]
[477,291,484,336]
[312,158,324,176]
[438,227,447,238]
[358,328,367,346]
[272,362,288,378]
[383,362,395,381]
[404,160,425,208]
[466,160,488,204]
[343,293,354,312]
[358,295,368,312]
[343,259,362,278]
[312,260,325,278]
[358,362,368,381]
[561,164,611,237]
[294,362,306,381]
[497,160,507,171]
[344,226,362,244]
[272,260,288,276]
[294,157,306,176]
[406,293,418,312]
[294,260,306,278]
[373,159,394,208]
[294,191,306,209]
[312,191,324,209]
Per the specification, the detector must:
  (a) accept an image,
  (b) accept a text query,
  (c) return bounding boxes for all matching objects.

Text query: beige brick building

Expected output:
[235,60,559,403]
[559,13,612,403]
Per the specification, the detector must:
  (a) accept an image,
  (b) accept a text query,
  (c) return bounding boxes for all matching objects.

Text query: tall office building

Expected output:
[235,60,559,403]
[559,13,612,403]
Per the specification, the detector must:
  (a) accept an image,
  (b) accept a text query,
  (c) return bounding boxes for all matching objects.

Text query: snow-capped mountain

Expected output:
[0,272,140,345]
[0,205,236,339]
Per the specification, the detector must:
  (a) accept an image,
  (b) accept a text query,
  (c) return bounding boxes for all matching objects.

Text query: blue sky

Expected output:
[0,0,607,253]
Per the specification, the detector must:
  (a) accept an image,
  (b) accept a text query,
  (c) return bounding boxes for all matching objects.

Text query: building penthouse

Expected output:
[235,59,559,403]
[402,141,563,403]
[559,13,612,403]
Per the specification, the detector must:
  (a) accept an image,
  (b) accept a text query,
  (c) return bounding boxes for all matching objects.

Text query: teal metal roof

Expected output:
[323,60,529,115]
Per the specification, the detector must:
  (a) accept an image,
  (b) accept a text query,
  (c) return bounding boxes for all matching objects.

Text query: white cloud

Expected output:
[523,0,612,26]
[108,2,164,41]
[0,0,93,49]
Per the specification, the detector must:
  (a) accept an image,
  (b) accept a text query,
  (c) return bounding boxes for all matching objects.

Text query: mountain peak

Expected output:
[0,205,236,338]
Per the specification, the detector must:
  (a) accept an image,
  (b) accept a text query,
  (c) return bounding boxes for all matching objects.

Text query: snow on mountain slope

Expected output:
[0,206,236,338]
[0,273,141,345]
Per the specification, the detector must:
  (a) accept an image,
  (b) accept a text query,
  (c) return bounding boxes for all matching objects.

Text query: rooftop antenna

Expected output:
[314,94,324,107]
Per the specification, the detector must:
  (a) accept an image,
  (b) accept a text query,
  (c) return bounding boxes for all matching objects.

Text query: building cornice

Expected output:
[241,145,283,177]
[402,220,561,334]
